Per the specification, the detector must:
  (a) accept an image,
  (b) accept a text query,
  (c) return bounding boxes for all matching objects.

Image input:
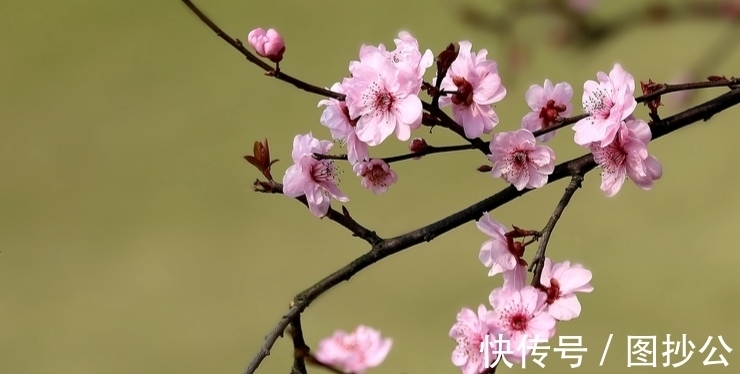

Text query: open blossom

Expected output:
[487,286,556,360]
[318,82,369,165]
[521,79,573,142]
[247,28,285,63]
[342,50,423,146]
[538,258,594,321]
[477,212,525,277]
[450,305,497,374]
[353,159,398,194]
[488,129,555,191]
[573,63,637,147]
[439,41,507,139]
[315,325,392,374]
[589,117,663,197]
[359,31,434,90]
[282,133,348,217]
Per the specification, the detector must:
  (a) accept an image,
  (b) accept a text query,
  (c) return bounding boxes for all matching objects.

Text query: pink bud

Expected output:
[247,28,285,63]
[409,138,428,153]
[409,138,427,161]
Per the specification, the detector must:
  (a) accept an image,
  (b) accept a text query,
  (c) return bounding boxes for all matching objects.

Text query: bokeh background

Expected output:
[1,0,739,373]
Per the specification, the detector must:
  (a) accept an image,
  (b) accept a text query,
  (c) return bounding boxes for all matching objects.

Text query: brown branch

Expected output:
[180,0,343,100]
[288,314,309,374]
[244,88,740,374]
[252,180,382,245]
[528,174,585,287]
[637,78,740,103]
[313,143,477,164]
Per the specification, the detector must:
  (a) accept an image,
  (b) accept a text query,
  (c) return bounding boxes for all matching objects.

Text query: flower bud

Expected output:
[247,28,285,63]
[409,138,428,153]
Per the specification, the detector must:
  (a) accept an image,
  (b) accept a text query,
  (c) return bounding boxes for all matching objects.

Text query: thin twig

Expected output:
[288,314,309,374]
[244,88,740,374]
[313,143,477,164]
[180,0,343,100]
[528,174,585,287]
[252,180,382,245]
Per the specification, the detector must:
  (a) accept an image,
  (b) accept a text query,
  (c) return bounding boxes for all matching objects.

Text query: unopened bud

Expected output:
[409,138,428,153]
[248,28,286,63]
[477,165,493,173]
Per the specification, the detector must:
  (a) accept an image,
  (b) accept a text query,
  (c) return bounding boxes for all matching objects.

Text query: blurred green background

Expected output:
[1,0,738,373]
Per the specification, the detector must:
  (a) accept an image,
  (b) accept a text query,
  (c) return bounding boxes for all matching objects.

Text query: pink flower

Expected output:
[247,28,285,63]
[488,129,555,191]
[439,41,507,139]
[503,264,528,290]
[450,305,497,374]
[521,79,574,142]
[487,286,556,360]
[538,258,594,321]
[342,50,423,146]
[477,213,525,277]
[282,133,349,217]
[573,63,637,147]
[318,82,370,165]
[589,117,663,197]
[353,159,398,194]
[359,31,434,90]
[315,325,392,374]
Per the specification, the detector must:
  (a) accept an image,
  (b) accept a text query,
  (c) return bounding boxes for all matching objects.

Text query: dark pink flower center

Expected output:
[312,160,339,184]
[512,151,528,166]
[538,99,567,129]
[363,166,388,186]
[544,278,561,305]
[451,76,474,106]
[510,313,529,332]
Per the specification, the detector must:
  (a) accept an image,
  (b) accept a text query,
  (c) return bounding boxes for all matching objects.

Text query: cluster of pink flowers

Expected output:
[450,213,594,373]
[249,29,664,218]
[243,26,670,373]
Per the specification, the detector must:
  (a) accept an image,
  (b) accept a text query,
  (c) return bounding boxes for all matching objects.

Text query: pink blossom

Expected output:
[342,50,423,146]
[538,258,594,321]
[503,264,528,290]
[573,63,637,147]
[488,129,555,191]
[318,82,370,165]
[439,41,507,139]
[450,305,497,374]
[359,31,434,90]
[282,133,349,217]
[353,159,398,194]
[521,79,574,142]
[589,117,663,197]
[477,212,524,277]
[247,28,285,63]
[487,286,556,360]
[315,325,392,374]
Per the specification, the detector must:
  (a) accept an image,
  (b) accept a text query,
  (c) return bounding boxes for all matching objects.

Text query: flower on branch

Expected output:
[353,159,398,195]
[538,258,594,321]
[318,82,370,165]
[282,133,349,217]
[589,117,663,197]
[488,129,556,191]
[477,213,529,277]
[573,63,637,147]
[449,305,497,374]
[342,32,430,146]
[314,325,393,374]
[439,41,507,139]
[487,286,556,362]
[247,28,285,63]
[521,79,574,142]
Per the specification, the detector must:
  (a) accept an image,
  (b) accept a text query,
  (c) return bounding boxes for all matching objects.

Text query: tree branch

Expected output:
[288,313,309,374]
[529,174,585,287]
[252,180,382,245]
[244,88,740,374]
[180,0,343,100]
[313,143,477,164]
